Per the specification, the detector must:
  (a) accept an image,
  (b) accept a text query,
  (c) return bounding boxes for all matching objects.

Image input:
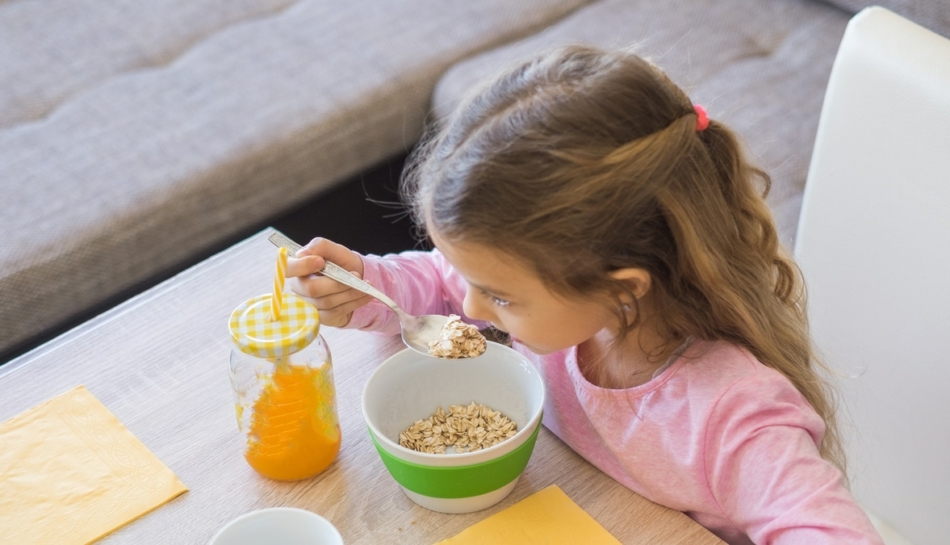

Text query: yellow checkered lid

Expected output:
[229,293,320,358]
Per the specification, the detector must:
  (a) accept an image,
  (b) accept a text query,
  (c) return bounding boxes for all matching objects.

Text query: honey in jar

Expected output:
[229,293,340,481]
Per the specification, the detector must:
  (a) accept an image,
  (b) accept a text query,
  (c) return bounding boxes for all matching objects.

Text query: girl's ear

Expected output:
[609,268,652,301]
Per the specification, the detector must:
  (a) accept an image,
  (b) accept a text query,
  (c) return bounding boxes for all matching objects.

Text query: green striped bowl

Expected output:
[361,342,545,513]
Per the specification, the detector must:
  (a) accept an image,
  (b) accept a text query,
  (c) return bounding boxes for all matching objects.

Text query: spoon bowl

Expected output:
[269,232,448,356]
[399,312,451,354]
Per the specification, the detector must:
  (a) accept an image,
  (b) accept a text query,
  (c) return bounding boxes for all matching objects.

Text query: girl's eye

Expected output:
[490,296,511,307]
[480,289,511,307]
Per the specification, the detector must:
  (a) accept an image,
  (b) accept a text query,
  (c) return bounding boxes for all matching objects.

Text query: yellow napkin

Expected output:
[0,386,188,544]
[437,485,621,544]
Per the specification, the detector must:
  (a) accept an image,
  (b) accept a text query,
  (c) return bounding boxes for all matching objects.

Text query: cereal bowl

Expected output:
[361,341,545,513]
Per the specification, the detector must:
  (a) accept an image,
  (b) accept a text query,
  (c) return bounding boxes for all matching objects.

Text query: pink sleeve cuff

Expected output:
[344,254,403,336]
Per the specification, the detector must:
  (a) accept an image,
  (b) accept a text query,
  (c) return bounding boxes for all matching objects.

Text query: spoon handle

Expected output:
[319,261,403,312]
[267,232,405,315]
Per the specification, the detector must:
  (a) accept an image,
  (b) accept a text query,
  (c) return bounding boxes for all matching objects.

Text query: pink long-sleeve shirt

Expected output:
[348,250,883,545]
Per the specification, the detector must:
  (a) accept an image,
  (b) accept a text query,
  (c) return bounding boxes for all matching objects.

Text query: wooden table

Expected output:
[0,229,723,545]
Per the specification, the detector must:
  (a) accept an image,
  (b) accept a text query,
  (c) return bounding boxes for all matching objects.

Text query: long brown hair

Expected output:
[404,44,845,476]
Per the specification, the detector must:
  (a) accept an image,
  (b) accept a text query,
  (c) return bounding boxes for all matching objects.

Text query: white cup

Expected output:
[209,507,343,545]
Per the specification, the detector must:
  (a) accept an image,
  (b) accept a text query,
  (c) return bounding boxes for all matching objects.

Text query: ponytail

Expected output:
[669,117,847,477]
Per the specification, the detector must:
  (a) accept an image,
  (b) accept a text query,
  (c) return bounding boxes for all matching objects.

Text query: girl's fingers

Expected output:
[288,274,353,300]
[295,237,364,277]
[282,239,370,327]
[315,295,373,328]
[285,255,324,278]
[287,256,363,297]
[307,290,371,314]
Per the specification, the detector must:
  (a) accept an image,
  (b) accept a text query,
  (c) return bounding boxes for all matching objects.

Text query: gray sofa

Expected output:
[1,0,946,361]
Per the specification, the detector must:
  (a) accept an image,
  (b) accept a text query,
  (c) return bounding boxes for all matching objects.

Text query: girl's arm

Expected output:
[344,249,478,336]
[287,237,474,334]
[704,376,884,545]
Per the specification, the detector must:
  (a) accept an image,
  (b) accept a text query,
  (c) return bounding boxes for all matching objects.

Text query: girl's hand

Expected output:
[285,237,372,327]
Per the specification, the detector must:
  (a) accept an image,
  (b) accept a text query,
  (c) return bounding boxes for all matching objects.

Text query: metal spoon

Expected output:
[267,232,448,356]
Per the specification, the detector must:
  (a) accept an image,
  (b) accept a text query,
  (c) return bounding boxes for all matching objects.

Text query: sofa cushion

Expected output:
[0,0,592,358]
[431,0,851,249]
[0,0,297,128]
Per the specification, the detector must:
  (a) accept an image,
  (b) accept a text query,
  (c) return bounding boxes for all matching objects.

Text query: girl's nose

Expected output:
[462,286,494,323]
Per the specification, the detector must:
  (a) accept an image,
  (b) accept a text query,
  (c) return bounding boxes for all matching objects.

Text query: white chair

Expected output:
[794,7,950,545]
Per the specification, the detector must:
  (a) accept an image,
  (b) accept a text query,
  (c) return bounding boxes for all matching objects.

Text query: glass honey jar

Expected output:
[228,293,340,481]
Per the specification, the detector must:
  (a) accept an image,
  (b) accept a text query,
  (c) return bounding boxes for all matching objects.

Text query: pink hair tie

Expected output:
[694,104,709,132]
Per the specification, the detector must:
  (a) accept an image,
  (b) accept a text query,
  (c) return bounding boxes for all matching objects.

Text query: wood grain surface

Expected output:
[0,229,724,545]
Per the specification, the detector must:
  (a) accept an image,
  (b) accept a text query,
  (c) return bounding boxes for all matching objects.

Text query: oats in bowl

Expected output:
[398,402,518,454]
[428,315,487,358]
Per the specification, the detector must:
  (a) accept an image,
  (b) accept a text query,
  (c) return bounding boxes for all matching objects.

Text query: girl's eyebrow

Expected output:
[473,283,513,298]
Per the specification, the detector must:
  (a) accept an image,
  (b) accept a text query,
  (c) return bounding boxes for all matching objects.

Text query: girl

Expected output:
[286,45,883,544]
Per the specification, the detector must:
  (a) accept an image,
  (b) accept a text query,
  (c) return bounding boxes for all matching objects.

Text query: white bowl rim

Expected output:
[209,507,343,544]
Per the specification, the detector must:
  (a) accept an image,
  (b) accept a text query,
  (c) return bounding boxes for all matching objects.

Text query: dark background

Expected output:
[272,152,429,256]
